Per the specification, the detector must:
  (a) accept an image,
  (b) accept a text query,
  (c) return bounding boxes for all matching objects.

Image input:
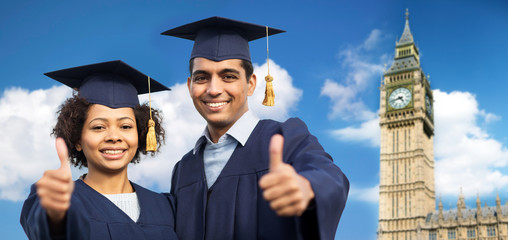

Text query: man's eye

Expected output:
[193,76,207,82]
[223,75,238,80]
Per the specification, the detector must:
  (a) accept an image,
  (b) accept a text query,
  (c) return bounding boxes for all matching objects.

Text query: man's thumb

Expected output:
[269,134,284,171]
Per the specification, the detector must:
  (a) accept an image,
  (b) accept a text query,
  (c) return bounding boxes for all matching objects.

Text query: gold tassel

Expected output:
[146,119,157,152]
[146,76,157,152]
[262,75,274,106]
[262,26,275,106]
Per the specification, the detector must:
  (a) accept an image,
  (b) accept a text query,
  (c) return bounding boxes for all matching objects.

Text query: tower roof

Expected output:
[397,9,414,47]
[384,9,420,75]
[426,205,508,223]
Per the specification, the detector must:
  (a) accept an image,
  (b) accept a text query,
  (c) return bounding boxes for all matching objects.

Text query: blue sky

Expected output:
[1,1,508,239]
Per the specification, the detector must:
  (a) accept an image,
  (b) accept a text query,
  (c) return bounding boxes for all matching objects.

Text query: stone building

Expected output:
[422,192,508,240]
[377,10,508,240]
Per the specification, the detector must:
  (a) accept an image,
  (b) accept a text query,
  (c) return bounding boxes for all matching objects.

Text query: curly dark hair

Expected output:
[51,94,165,168]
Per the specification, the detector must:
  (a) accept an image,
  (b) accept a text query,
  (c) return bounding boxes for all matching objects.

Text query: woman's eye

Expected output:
[121,125,133,129]
[92,126,105,130]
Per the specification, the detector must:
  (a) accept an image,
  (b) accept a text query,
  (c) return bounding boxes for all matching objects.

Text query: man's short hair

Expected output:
[189,58,253,80]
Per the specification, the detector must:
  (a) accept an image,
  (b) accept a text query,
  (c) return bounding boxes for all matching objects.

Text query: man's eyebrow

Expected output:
[191,70,209,76]
[219,68,240,75]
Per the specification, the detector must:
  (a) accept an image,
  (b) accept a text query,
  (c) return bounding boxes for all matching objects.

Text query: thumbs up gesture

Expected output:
[259,134,315,217]
[36,138,74,224]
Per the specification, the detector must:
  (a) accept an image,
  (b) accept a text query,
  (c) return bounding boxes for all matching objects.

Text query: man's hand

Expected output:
[36,138,74,225]
[259,134,315,217]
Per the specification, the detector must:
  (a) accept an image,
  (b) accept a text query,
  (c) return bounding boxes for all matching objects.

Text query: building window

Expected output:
[408,160,411,180]
[392,197,394,217]
[487,225,496,237]
[467,227,475,239]
[405,192,407,216]
[409,192,411,216]
[429,231,437,240]
[396,164,399,184]
[392,163,395,184]
[393,131,395,153]
[396,194,399,217]
[448,229,456,239]
[408,129,410,149]
[404,129,407,151]
[404,160,407,182]
[397,130,399,152]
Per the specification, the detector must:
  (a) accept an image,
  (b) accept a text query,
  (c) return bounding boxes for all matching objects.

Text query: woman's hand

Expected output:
[35,138,74,232]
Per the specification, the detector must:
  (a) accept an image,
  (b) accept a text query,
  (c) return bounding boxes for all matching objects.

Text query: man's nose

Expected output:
[206,76,224,96]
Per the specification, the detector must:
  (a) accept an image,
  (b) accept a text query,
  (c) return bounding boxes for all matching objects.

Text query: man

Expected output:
[162,16,349,239]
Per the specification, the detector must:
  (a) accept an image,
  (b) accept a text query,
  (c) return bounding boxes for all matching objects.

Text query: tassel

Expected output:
[146,119,157,151]
[146,76,157,152]
[262,74,274,106]
[262,26,275,106]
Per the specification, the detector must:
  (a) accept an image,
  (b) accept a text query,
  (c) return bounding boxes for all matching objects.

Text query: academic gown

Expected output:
[20,179,177,240]
[171,118,349,240]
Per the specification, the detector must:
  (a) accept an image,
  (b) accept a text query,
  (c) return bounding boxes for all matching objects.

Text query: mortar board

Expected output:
[44,60,170,108]
[161,16,285,62]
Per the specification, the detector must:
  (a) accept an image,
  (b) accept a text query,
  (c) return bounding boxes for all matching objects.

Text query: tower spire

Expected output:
[397,8,414,46]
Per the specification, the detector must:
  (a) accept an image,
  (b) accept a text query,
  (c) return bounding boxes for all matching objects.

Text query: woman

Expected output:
[20,60,177,240]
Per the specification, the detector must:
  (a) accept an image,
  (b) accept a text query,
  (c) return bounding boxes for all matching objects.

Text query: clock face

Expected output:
[425,95,432,116]
[388,87,412,109]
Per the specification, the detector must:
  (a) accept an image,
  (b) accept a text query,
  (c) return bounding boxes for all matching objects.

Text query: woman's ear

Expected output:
[75,142,82,151]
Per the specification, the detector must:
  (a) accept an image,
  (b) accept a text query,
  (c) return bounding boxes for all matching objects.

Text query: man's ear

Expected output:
[247,74,257,96]
[187,76,192,93]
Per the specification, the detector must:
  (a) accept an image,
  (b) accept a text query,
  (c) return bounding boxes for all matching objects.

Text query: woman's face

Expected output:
[76,104,138,175]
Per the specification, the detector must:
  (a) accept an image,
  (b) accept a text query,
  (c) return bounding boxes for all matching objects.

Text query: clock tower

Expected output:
[378,10,435,240]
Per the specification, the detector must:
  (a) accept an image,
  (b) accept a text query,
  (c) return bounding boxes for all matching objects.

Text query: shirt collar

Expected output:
[192,110,260,154]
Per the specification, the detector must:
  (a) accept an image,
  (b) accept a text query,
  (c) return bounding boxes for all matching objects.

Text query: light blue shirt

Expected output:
[193,110,260,188]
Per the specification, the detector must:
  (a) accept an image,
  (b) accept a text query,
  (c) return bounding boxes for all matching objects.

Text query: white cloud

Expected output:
[364,29,383,51]
[330,117,380,147]
[322,29,386,145]
[433,90,508,198]
[0,86,73,201]
[349,184,379,203]
[480,110,501,124]
[0,60,302,201]
[320,29,385,121]
[250,60,302,121]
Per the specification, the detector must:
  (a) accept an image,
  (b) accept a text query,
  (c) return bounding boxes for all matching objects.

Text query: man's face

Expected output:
[187,57,256,133]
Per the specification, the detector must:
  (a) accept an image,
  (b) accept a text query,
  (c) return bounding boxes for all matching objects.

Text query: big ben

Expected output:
[378,9,435,240]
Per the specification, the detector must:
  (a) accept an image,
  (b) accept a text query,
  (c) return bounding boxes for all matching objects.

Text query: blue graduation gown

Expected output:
[171,118,349,240]
[20,179,177,240]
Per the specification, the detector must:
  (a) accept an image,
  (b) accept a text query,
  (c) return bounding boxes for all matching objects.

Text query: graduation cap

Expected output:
[161,16,284,62]
[161,16,284,106]
[45,60,170,108]
[45,60,170,151]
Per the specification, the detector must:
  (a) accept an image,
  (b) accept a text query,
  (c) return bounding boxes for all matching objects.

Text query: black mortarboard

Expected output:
[161,16,285,62]
[44,60,170,108]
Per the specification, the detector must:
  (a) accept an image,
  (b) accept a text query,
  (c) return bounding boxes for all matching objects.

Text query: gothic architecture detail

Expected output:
[378,9,435,240]
[421,193,508,240]
[378,9,508,240]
